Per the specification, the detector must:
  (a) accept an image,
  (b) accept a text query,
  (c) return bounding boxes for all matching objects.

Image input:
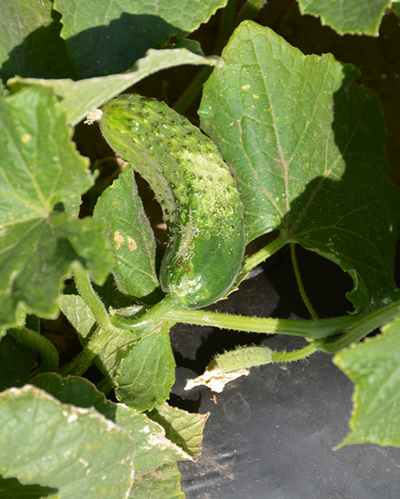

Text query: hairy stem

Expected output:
[271,339,323,362]
[58,327,113,377]
[9,327,59,373]
[73,265,111,330]
[320,299,400,353]
[114,301,369,339]
[110,295,178,330]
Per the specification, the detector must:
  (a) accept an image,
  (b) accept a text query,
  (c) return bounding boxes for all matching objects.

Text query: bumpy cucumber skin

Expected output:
[100,94,246,309]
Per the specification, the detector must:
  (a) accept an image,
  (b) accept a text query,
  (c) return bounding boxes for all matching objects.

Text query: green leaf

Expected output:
[0,86,112,327]
[54,0,227,77]
[116,323,176,412]
[8,48,222,127]
[0,1,77,82]
[0,385,135,498]
[0,334,37,391]
[58,294,153,384]
[148,403,209,459]
[57,294,97,344]
[1,86,93,214]
[94,168,160,301]
[297,0,390,36]
[333,318,400,448]
[91,326,141,382]
[31,374,197,499]
[199,21,399,312]
[0,0,52,71]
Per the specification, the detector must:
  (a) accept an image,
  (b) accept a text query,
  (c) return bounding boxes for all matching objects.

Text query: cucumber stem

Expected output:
[110,295,178,330]
[59,326,118,377]
[290,243,319,320]
[9,327,59,373]
[320,299,400,353]
[58,341,98,377]
[162,308,367,339]
[73,265,111,330]
[271,339,323,363]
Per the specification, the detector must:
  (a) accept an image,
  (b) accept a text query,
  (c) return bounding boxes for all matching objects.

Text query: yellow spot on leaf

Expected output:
[21,133,31,143]
[252,94,259,99]
[113,231,124,249]
[241,84,251,90]
[128,237,137,251]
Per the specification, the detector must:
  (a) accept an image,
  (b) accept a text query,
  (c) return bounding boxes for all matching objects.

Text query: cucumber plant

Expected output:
[1,1,400,498]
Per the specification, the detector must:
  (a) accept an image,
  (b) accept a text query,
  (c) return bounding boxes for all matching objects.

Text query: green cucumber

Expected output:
[99,94,246,308]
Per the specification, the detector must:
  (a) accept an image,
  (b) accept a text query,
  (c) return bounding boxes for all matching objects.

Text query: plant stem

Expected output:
[96,377,113,396]
[320,299,400,353]
[9,327,59,373]
[58,343,98,377]
[73,265,111,330]
[163,307,370,339]
[290,243,319,320]
[271,339,323,362]
[59,326,112,377]
[110,295,178,330]
[172,66,213,115]
[243,230,287,274]
[236,0,267,25]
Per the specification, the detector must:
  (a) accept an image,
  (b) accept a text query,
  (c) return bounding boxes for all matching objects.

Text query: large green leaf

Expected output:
[199,21,399,312]
[333,318,400,448]
[0,86,112,327]
[0,385,135,499]
[0,0,51,73]
[297,0,390,36]
[8,47,221,127]
[30,374,202,499]
[0,0,77,82]
[94,168,160,301]
[54,0,227,77]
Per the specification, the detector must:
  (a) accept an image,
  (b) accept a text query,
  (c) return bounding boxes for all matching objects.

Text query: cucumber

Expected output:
[99,94,246,308]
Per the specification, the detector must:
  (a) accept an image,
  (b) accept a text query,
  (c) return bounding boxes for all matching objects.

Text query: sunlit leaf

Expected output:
[199,21,399,312]
[53,0,227,77]
[8,48,221,127]
[0,87,112,327]
[0,385,135,498]
[333,317,400,448]
[94,168,160,301]
[297,0,390,36]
